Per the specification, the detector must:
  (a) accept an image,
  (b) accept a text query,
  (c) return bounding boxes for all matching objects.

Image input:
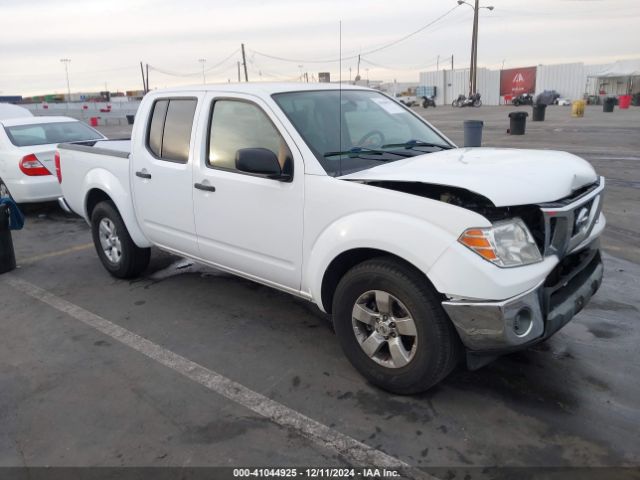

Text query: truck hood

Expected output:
[339,148,598,207]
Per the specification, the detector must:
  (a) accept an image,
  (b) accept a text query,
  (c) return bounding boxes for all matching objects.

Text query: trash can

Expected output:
[532,104,547,122]
[603,97,615,113]
[618,95,631,109]
[126,114,135,125]
[0,203,16,274]
[572,100,586,118]
[463,120,483,147]
[508,111,528,135]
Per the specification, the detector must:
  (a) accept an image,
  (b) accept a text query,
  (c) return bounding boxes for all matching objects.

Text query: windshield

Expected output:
[4,121,103,147]
[272,90,451,176]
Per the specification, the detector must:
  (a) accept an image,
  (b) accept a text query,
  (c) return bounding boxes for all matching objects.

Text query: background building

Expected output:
[419,59,640,105]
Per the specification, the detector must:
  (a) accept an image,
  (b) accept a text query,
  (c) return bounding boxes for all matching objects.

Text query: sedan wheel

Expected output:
[0,179,12,200]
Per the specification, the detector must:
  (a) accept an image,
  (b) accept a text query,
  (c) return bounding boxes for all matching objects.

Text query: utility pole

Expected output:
[451,54,454,71]
[60,58,71,108]
[237,61,241,82]
[199,58,206,84]
[145,63,150,92]
[241,43,248,82]
[458,0,494,96]
[469,0,478,96]
[140,61,147,93]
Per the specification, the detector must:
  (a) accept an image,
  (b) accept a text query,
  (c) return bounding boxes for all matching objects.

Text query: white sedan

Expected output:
[0,116,105,203]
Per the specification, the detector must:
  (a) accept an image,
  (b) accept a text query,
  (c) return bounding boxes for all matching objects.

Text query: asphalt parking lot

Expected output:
[1,105,639,477]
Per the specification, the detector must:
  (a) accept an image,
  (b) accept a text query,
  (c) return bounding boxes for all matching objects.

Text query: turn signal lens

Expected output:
[459,229,498,261]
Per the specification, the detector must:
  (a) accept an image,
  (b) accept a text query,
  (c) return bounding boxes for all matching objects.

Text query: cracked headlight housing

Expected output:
[458,218,543,267]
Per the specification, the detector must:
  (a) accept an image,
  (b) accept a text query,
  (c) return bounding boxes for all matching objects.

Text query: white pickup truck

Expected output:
[57,83,605,394]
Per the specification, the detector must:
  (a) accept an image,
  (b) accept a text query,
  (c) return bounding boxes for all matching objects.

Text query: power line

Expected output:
[360,56,440,72]
[148,49,239,77]
[249,5,460,64]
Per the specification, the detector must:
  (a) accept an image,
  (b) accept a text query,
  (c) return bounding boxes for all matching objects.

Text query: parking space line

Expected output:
[5,277,432,476]
[20,243,93,264]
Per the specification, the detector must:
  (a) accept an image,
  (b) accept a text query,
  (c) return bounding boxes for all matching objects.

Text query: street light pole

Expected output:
[60,58,71,109]
[458,0,493,96]
[199,58,206,84]
[470,0,479,96]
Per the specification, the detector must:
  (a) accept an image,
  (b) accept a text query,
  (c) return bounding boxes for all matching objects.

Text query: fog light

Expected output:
[513,308,533,337]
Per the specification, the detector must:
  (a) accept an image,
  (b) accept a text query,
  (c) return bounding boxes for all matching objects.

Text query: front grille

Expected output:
[538,177,605,258]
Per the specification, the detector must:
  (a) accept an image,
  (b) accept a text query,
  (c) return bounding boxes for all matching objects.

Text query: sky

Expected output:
[1,0,639,96]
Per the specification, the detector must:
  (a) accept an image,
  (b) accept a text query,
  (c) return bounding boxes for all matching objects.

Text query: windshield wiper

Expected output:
[323,146,412,158]
[381,139,452,150]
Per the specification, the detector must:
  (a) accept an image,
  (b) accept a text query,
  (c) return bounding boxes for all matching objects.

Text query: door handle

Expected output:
[194,182,216,192]
[135,171,152,179]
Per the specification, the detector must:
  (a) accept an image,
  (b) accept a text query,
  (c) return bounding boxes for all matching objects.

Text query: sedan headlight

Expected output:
[458,218,542,267]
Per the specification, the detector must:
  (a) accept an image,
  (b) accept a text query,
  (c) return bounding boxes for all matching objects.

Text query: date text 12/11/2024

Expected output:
[232,468,402,478]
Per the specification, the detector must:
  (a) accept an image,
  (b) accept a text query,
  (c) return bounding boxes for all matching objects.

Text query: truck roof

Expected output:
[148,82,373,96]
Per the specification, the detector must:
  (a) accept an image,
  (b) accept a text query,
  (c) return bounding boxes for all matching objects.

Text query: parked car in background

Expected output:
[0,116,105,203]
[57,83,605,394]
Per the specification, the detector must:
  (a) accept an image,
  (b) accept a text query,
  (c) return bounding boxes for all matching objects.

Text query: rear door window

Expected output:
[147,100,168,157]
[146,98,197,163]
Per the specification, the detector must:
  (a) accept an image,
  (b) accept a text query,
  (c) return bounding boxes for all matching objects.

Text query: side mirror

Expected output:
[235,148,290,181]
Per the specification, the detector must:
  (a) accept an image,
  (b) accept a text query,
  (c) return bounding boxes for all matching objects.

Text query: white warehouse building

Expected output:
[419,59,640,106]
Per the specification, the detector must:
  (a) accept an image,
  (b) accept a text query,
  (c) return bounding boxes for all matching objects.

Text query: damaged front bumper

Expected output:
[442,243,603,368]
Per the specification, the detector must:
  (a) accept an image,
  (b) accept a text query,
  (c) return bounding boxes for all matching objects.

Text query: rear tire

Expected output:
[332,257,461,394]
[91,201,150,278]
[0,178,14,202]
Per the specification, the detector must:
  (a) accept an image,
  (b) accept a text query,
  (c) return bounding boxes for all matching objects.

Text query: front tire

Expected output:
[91,201,150,278]
[332,257,461,394]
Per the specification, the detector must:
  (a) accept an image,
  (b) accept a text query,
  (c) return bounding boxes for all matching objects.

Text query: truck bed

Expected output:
[58,139,132,221]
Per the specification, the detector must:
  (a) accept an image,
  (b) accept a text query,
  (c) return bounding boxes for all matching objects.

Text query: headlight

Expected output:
[458,218,542,267]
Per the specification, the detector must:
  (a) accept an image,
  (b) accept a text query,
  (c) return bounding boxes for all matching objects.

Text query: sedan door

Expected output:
[192,94,304,292]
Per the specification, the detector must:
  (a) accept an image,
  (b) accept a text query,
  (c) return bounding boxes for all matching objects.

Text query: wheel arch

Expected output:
[82,170,151,248]
[320,248,443,314]
[304,211,459,313]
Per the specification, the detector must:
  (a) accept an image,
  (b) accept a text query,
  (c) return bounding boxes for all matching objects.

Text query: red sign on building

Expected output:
[500,66,537,96]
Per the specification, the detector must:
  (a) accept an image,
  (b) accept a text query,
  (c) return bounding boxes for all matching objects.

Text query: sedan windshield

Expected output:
[4,121,102,147]
[272,90,451,176]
